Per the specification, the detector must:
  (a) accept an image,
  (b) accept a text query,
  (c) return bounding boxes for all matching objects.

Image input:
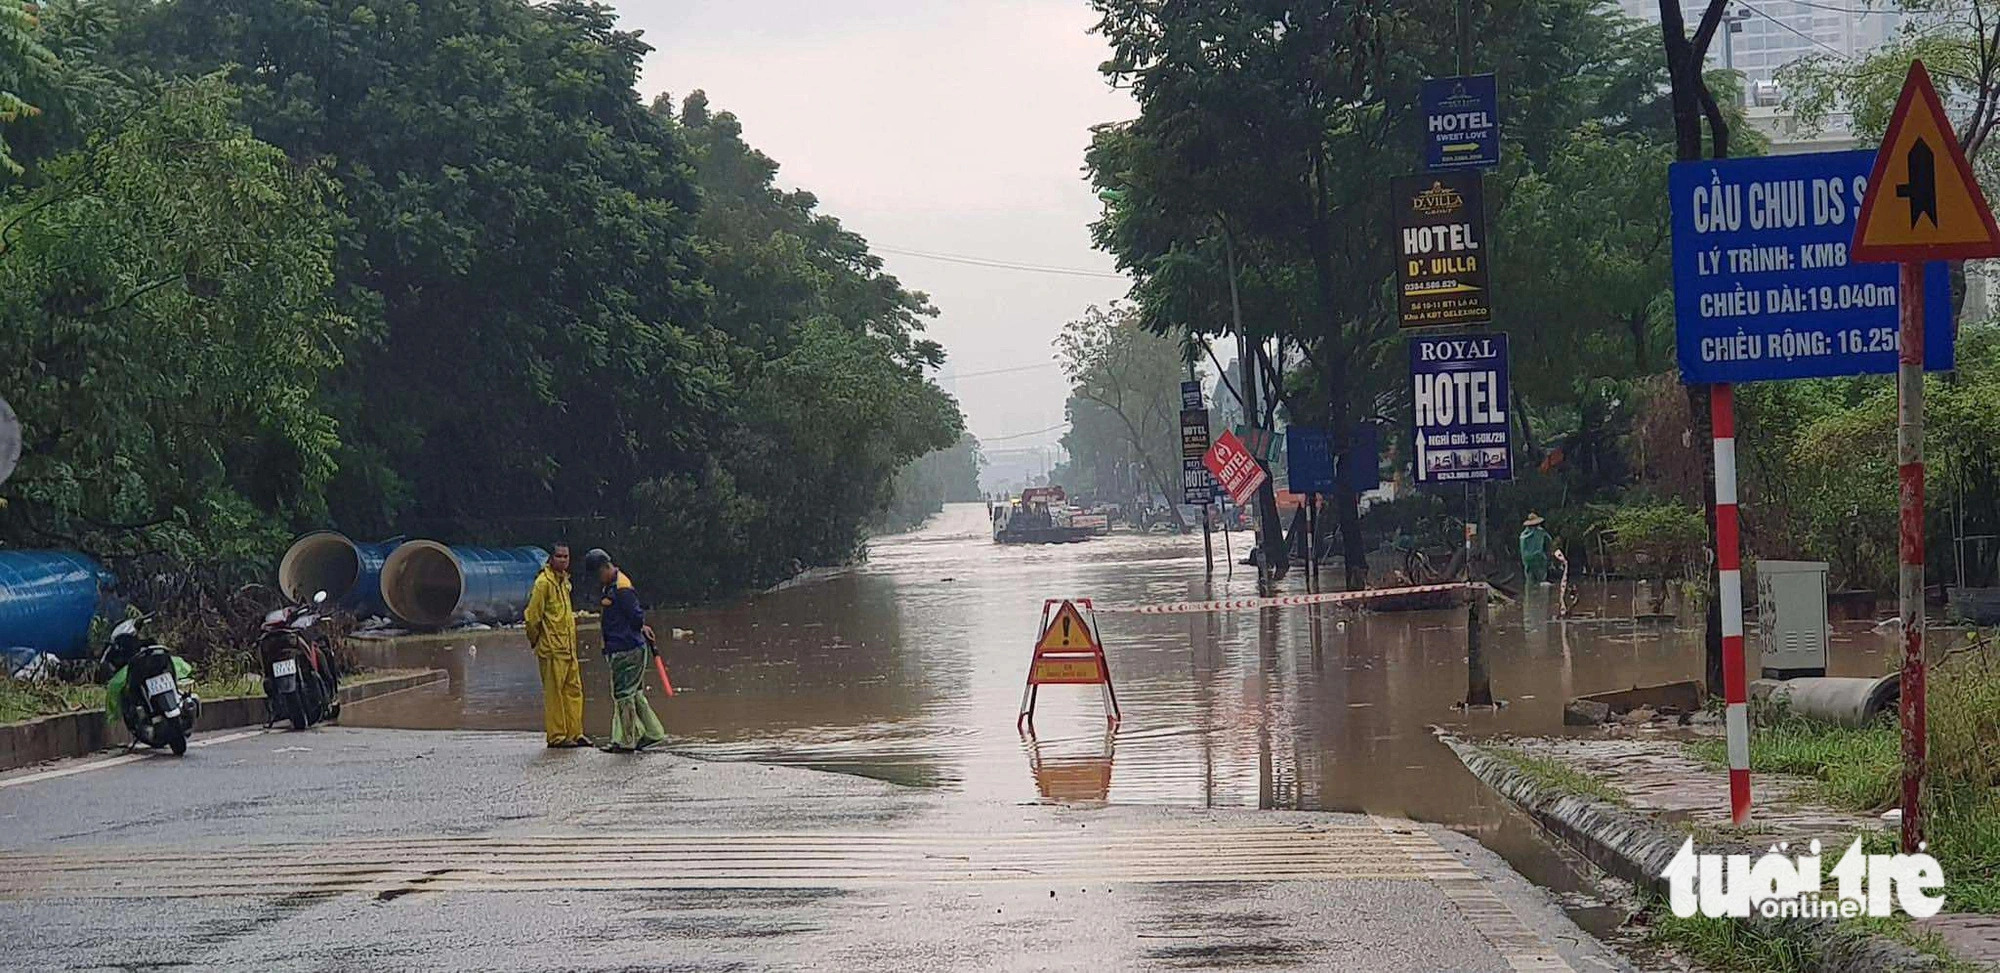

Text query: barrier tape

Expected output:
[1092,582,1474,616]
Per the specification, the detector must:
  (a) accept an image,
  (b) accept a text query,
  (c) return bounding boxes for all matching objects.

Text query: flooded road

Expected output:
[347,502,1898,933]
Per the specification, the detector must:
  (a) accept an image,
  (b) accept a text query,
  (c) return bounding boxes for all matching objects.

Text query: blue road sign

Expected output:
[1422,74,1499,171]
[1410,333,1512,484]
[1287,426,1382,495]
[1180,380,1204,410]
[1286,428,1336,495]
[1343,423,1381,493]
[1670,151,1953,383]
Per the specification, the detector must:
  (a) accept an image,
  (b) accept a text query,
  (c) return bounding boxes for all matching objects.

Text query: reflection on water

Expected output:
[347,502,1901,910]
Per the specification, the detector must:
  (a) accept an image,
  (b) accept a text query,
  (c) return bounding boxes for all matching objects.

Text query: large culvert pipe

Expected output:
[1761,675,1900,728]
[0,551,110,658]
[277,532,402,616]
[379,541,547,630]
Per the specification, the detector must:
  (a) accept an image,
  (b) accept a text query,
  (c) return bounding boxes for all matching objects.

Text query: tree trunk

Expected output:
[1662,0,1733,699]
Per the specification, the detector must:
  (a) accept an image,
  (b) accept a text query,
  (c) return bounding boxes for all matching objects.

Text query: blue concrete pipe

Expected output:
[0,551,110,659]
[277,532,404,617]
[379,540,548,629]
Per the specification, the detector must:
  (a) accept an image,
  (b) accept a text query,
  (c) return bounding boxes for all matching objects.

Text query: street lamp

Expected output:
[1720,4,1752,75]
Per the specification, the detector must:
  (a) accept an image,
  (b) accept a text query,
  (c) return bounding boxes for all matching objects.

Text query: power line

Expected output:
[948,360,1061,380]
[1781,0,1888,14]
[873,245,1129,280]
[1739,3,1852,60]
[977,422,1070,443]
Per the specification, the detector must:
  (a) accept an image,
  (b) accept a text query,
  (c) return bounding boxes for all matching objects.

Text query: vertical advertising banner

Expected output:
[1410,332,1512,483]
[1180,407,1213,505]
[1394,171,1492,327]
[1422,74,1500,171]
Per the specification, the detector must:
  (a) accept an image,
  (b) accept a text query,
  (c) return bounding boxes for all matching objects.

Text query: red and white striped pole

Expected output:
[1712,383,1751,825]
[1897,261,1927,854]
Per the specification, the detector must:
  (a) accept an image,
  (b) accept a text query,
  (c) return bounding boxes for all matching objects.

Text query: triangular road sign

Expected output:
[1035,600,1100,652]
[1853,59,2000,262]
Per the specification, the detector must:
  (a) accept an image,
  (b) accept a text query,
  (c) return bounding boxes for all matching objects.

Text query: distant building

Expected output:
[1614,2,1905,152]
[1616,2,1902,87]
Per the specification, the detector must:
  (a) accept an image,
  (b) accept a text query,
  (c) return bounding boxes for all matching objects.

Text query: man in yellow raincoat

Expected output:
[525,543,588,748]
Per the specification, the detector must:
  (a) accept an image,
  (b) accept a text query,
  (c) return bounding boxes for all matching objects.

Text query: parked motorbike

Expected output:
[98,616,200,756]
[258,590,342,731]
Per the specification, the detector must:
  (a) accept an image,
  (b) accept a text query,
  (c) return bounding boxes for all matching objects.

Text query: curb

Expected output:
[1438,731,1945,973]
[0,670,445,773]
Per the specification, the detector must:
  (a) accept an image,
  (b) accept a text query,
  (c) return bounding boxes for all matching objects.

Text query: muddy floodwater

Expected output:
[348,502,1899,937]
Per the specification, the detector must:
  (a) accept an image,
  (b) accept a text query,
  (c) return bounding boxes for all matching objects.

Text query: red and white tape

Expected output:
[1093,582,1472,616]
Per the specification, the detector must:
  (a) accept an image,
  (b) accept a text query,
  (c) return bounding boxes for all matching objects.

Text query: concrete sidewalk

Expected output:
[0,727,1632,972]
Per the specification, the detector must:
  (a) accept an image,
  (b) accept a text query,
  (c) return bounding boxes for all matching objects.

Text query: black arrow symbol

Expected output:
[1898,137,1939,229]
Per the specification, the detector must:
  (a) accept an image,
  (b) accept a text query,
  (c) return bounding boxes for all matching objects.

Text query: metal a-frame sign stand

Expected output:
[1017,598,1121,732]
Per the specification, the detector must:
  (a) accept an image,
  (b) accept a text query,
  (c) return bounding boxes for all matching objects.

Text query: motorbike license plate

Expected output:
[143,673,176,696]
[270,659,298,678]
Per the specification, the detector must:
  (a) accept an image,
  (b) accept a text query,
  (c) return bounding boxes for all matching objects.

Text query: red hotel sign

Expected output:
[1202,429,1268,506]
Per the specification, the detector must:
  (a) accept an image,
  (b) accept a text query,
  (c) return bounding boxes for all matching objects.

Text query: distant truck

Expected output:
[992,487,1094,544]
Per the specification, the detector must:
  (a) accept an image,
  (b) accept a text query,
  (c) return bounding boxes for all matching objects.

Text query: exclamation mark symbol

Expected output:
[1062,616,1072,644]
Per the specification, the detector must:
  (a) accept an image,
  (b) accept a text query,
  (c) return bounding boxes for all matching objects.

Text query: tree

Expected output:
[1089,0,1690,588]
[1057,304,1187,530]
[0,0,57,176]
[0,76,352,572]
[877,434,983,532]
[1781,1,2000,161]
[1658,0,1735,698]
[82,1,963,601]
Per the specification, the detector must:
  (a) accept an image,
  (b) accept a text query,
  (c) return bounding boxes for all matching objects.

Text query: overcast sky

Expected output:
[624,0,1135,454]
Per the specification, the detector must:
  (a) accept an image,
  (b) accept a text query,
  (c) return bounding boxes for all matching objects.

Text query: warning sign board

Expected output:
[1018,599,1120,730]
[1853,60,2000,263]
[1035,600,1098,653]
[1032,656,1106,684]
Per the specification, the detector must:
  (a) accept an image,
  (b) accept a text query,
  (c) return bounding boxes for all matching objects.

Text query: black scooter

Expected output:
[258,590,342,730]
[98,616,200,756]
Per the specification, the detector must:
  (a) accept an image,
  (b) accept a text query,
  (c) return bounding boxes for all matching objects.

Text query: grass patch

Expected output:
[1687,714,1900,810]
[0,673,263,726]
[1484,746,1628,805]
[1648,906,1811,973]
[1686,651,2000,915]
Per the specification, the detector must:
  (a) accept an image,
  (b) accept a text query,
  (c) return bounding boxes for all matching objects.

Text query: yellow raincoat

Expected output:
[524,564,584,745]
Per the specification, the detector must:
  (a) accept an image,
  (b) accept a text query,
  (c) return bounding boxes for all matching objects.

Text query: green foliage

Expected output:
[1688,651,2000,913]
[1778,3,2000,156]
[0,76,351,574]
[1483,746,1628,806]
[1055,304,1186,521]
[1689,711,1901,811]
[0,0,962,608]
[1647,906,1811,973]
[877,434,982,533]
[1738,328,2000,591]
[0,0,56,176]
[1085,1,1693,577]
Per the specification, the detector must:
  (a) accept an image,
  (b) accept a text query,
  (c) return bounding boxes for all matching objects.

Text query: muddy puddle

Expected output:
[344,503,1899,945]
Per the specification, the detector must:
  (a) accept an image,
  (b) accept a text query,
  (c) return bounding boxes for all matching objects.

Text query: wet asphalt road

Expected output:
[0,725,1630,972]
[0,502,1803,970]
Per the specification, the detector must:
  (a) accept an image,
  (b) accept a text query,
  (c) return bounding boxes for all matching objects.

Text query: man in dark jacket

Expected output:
[581,549,664,752]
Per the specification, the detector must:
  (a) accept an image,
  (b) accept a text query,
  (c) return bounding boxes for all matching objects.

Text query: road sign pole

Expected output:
[1898,261,1928,854]
[1712,383,1750,826]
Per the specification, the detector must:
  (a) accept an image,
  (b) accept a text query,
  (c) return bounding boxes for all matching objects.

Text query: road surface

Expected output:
[0,724,1630,971]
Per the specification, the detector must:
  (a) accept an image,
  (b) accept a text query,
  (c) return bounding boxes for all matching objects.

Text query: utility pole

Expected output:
[1455,0,1494,709]
[1223,229,1282,593]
